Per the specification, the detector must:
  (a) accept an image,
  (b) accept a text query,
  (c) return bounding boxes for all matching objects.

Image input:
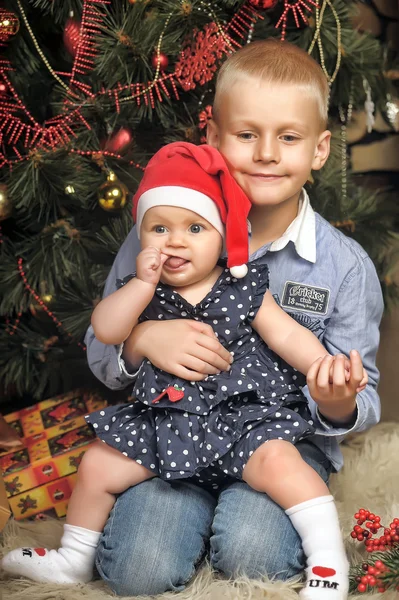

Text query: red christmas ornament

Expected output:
[102,127,133,153]
[248,0,278,9]
[151,52,169,71]
[63,15,81,57]
[0,81,7,96]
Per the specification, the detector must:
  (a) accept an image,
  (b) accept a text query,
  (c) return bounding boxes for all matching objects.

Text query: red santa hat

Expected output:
[132,142,251,278]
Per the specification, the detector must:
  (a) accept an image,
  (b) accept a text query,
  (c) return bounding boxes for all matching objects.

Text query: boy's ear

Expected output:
[206,119,219,148]
[312,130,331,171]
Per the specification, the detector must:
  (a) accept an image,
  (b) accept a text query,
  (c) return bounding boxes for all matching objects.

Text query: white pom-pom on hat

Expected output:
[229,264,248,279]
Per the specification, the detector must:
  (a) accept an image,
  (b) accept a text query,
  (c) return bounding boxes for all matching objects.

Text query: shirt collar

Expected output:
[269,188,316,263]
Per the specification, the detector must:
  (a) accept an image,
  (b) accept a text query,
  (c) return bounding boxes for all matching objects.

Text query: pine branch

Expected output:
[350,546,399,593]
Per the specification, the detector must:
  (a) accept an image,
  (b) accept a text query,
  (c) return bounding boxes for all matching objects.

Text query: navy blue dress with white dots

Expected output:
[86,262,315,490]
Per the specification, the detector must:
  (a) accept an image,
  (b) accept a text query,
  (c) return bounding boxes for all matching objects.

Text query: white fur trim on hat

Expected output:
[136,186,224,238]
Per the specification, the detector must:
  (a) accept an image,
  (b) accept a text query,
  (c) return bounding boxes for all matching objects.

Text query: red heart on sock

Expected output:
[34,548,46,556]
[312,566,336,578]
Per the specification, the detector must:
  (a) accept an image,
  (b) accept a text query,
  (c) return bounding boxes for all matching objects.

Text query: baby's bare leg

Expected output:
[243,440,348,600]
[67,440,154,531]
[242,439,328,508]
[1,442,154,585]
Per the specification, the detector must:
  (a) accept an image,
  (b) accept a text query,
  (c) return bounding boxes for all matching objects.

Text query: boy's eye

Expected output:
[189,224,203,234]
[281,135,298,142]
[154,225,167,233]
[238,132,255,141]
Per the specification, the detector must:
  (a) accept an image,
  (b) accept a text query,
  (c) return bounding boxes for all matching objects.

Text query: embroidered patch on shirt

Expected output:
[281,281,330,315]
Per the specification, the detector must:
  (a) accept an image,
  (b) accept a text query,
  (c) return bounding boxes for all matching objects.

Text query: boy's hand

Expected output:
[123,319,233,380]
[306,350,368,423]
[136,246,168,286]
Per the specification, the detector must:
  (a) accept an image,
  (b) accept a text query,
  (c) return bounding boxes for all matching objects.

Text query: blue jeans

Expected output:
[95,440,332,596]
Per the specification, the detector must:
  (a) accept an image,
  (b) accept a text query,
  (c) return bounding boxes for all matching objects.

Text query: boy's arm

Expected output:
[85,227,144,389]
[304,256,383,434]
[122,318,233,380]
[252,289,330,374]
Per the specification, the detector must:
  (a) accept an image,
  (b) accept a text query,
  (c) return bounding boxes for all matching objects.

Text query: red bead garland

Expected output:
[69,148,145,171]
[68,0,108,96]
[275,0,318,41]
[5,312,22,336]
[0,3,262,166]
[17,257,86,350]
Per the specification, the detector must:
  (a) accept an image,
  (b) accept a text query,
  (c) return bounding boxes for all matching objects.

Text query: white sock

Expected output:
[286,495,349,600]
[1,524,101,584]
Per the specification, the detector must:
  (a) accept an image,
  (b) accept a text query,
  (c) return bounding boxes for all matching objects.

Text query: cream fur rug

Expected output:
[1,422,398,600]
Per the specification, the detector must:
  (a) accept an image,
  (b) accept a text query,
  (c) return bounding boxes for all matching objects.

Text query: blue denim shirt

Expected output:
[85,191,383,471]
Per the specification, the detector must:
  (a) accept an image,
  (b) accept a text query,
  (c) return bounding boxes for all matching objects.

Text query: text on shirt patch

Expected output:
[281,281,330,315]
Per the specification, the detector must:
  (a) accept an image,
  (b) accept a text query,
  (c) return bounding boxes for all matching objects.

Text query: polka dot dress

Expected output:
[86,262,315,488]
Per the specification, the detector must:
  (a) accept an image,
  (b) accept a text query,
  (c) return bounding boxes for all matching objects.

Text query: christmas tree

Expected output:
[0,0,397,405]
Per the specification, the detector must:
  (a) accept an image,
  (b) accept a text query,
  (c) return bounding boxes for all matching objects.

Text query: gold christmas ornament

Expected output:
[65,184,75,194]
[30,293,54,317]
[0,183,12,221]
[0,9,20,42]
[98,171,128,212]
[41,293,54,304]
[181,2,193,16]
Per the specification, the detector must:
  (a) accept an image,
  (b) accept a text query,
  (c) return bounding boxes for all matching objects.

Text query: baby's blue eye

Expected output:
[155,225,166,233]
[190,224,203,233]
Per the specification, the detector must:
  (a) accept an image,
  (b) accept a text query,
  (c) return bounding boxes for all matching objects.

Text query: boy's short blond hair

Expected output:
[213,39,330,130]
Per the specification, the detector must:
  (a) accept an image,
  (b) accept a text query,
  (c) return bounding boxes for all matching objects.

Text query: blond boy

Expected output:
[84,40,382,596]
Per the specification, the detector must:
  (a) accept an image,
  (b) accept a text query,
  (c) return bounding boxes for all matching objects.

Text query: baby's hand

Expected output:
[328,354,368,393]
[136,246,168,286]
[307,350,368,406]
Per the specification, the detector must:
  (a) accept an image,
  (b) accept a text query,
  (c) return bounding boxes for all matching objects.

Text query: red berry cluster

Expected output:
[355,560,388,593]
[351,509,399,552]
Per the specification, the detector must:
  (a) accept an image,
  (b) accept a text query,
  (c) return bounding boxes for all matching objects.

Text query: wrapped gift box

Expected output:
[0,473,10,530]
[0,389,107,524]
